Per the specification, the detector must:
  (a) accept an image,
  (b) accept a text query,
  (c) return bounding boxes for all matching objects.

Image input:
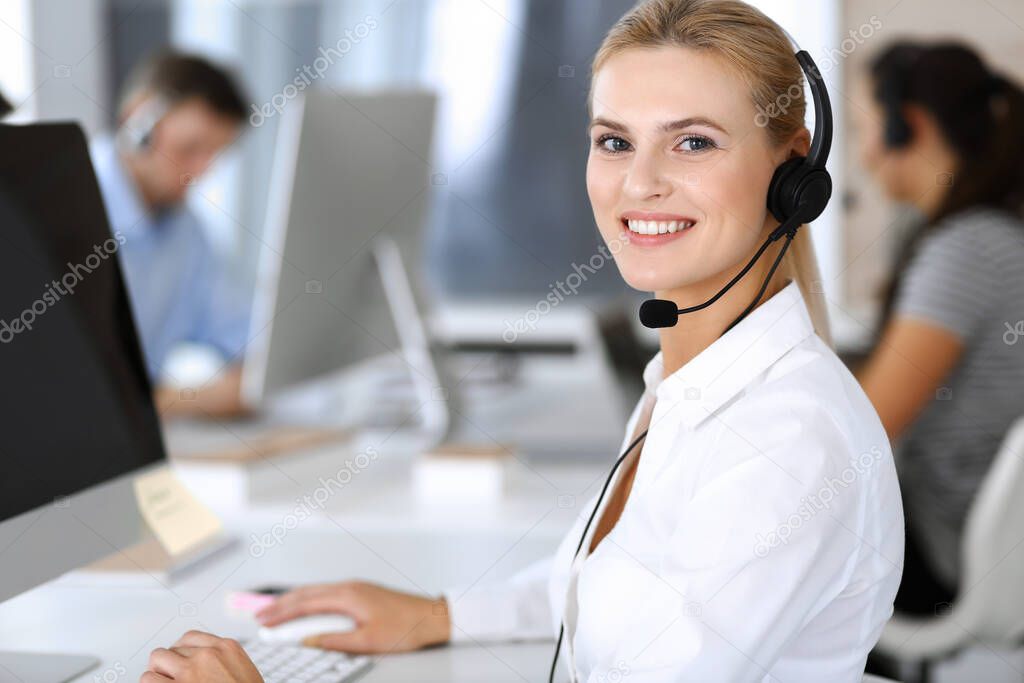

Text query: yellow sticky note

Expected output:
[134,466,223,557]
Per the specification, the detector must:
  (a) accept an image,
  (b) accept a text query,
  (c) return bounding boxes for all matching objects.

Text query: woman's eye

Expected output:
[678,135,716,153]
[592,133,716,155]
[595,135,631,154]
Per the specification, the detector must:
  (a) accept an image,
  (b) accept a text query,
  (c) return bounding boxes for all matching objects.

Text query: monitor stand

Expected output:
[372,237,457,449]
[0,652,99,682]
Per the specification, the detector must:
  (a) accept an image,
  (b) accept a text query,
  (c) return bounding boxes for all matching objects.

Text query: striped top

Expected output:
[893,206,1024,588]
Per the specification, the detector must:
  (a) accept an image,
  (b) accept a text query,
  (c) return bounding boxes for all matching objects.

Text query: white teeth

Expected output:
[625,219,694,235]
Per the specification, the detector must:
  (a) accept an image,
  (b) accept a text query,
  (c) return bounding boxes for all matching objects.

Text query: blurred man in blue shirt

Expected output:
[90,52,250,418]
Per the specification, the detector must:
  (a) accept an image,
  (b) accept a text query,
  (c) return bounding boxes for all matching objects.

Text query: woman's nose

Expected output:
[623,149,672,200]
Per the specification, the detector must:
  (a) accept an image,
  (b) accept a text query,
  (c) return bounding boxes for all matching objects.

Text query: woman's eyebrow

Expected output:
[660,116,729,134]
[590,117,628,132]
[589,116,728,135]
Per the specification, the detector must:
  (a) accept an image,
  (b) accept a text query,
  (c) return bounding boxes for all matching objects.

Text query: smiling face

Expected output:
[587,45,794,297]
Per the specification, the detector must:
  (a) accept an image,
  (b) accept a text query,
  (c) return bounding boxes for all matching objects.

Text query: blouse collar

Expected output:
[641,280,816,431]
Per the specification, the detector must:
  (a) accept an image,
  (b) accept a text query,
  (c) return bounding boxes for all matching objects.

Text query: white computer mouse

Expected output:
[257,614,357,644]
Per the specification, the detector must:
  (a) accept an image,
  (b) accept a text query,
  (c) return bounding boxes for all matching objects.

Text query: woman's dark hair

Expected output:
[870,40,1024,328]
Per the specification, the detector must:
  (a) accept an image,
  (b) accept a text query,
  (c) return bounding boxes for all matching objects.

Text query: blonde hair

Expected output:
[590,0,833,347]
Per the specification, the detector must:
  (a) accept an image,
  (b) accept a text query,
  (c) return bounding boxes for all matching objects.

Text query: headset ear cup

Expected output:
[884,112,912,148]
[794,168,832,222]
[767,158,833,224]
[767,157,805,223]
[880,75,912,149]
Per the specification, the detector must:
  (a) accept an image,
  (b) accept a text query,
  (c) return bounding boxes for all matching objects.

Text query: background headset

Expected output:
[877,45,923,149]
[549,40,833,683]
[115,95,170,154]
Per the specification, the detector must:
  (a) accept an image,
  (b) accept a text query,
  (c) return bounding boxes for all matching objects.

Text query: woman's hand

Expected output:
[255,581,451,653]
[142,631,262,683]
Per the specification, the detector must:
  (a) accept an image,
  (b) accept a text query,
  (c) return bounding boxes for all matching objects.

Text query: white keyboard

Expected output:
[243,641,372,683]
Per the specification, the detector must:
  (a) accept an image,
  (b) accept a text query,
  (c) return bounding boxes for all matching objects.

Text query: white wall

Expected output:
[750,0,845,314]
[2,0,108,133]
[0,0,34,120]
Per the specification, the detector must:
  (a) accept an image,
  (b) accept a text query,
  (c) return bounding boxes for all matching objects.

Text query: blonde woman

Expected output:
[141,1,903,681]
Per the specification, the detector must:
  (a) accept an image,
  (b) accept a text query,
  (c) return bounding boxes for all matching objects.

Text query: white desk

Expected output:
[0,523,569,682]
[0,445,609,682]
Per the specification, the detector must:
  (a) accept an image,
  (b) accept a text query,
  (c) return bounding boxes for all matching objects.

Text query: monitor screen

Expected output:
[0,123,165,523]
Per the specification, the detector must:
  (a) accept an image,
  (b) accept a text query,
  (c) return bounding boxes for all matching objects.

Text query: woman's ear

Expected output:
[900,104,942,150]
[788,128,812,160]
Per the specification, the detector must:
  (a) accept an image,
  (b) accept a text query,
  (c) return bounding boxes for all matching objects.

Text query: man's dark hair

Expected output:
[120,51,247,122]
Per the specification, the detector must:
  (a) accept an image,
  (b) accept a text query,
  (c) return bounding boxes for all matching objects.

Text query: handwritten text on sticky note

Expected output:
[134,467,222,557]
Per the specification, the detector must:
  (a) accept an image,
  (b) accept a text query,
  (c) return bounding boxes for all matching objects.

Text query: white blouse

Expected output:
[443,280,904,682]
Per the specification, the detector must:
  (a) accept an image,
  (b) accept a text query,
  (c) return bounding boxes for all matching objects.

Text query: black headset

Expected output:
[765,50,833,227]
[881,78,913,149]
[115,96,169,154]
[877,46,922,149]
[550,44,834,682]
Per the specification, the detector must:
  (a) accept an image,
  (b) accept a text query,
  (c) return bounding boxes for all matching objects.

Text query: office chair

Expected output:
[874,415,1024,682]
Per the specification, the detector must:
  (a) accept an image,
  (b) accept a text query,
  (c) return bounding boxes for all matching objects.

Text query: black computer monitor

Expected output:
[0,122,168,680]
[0,122,165,522]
